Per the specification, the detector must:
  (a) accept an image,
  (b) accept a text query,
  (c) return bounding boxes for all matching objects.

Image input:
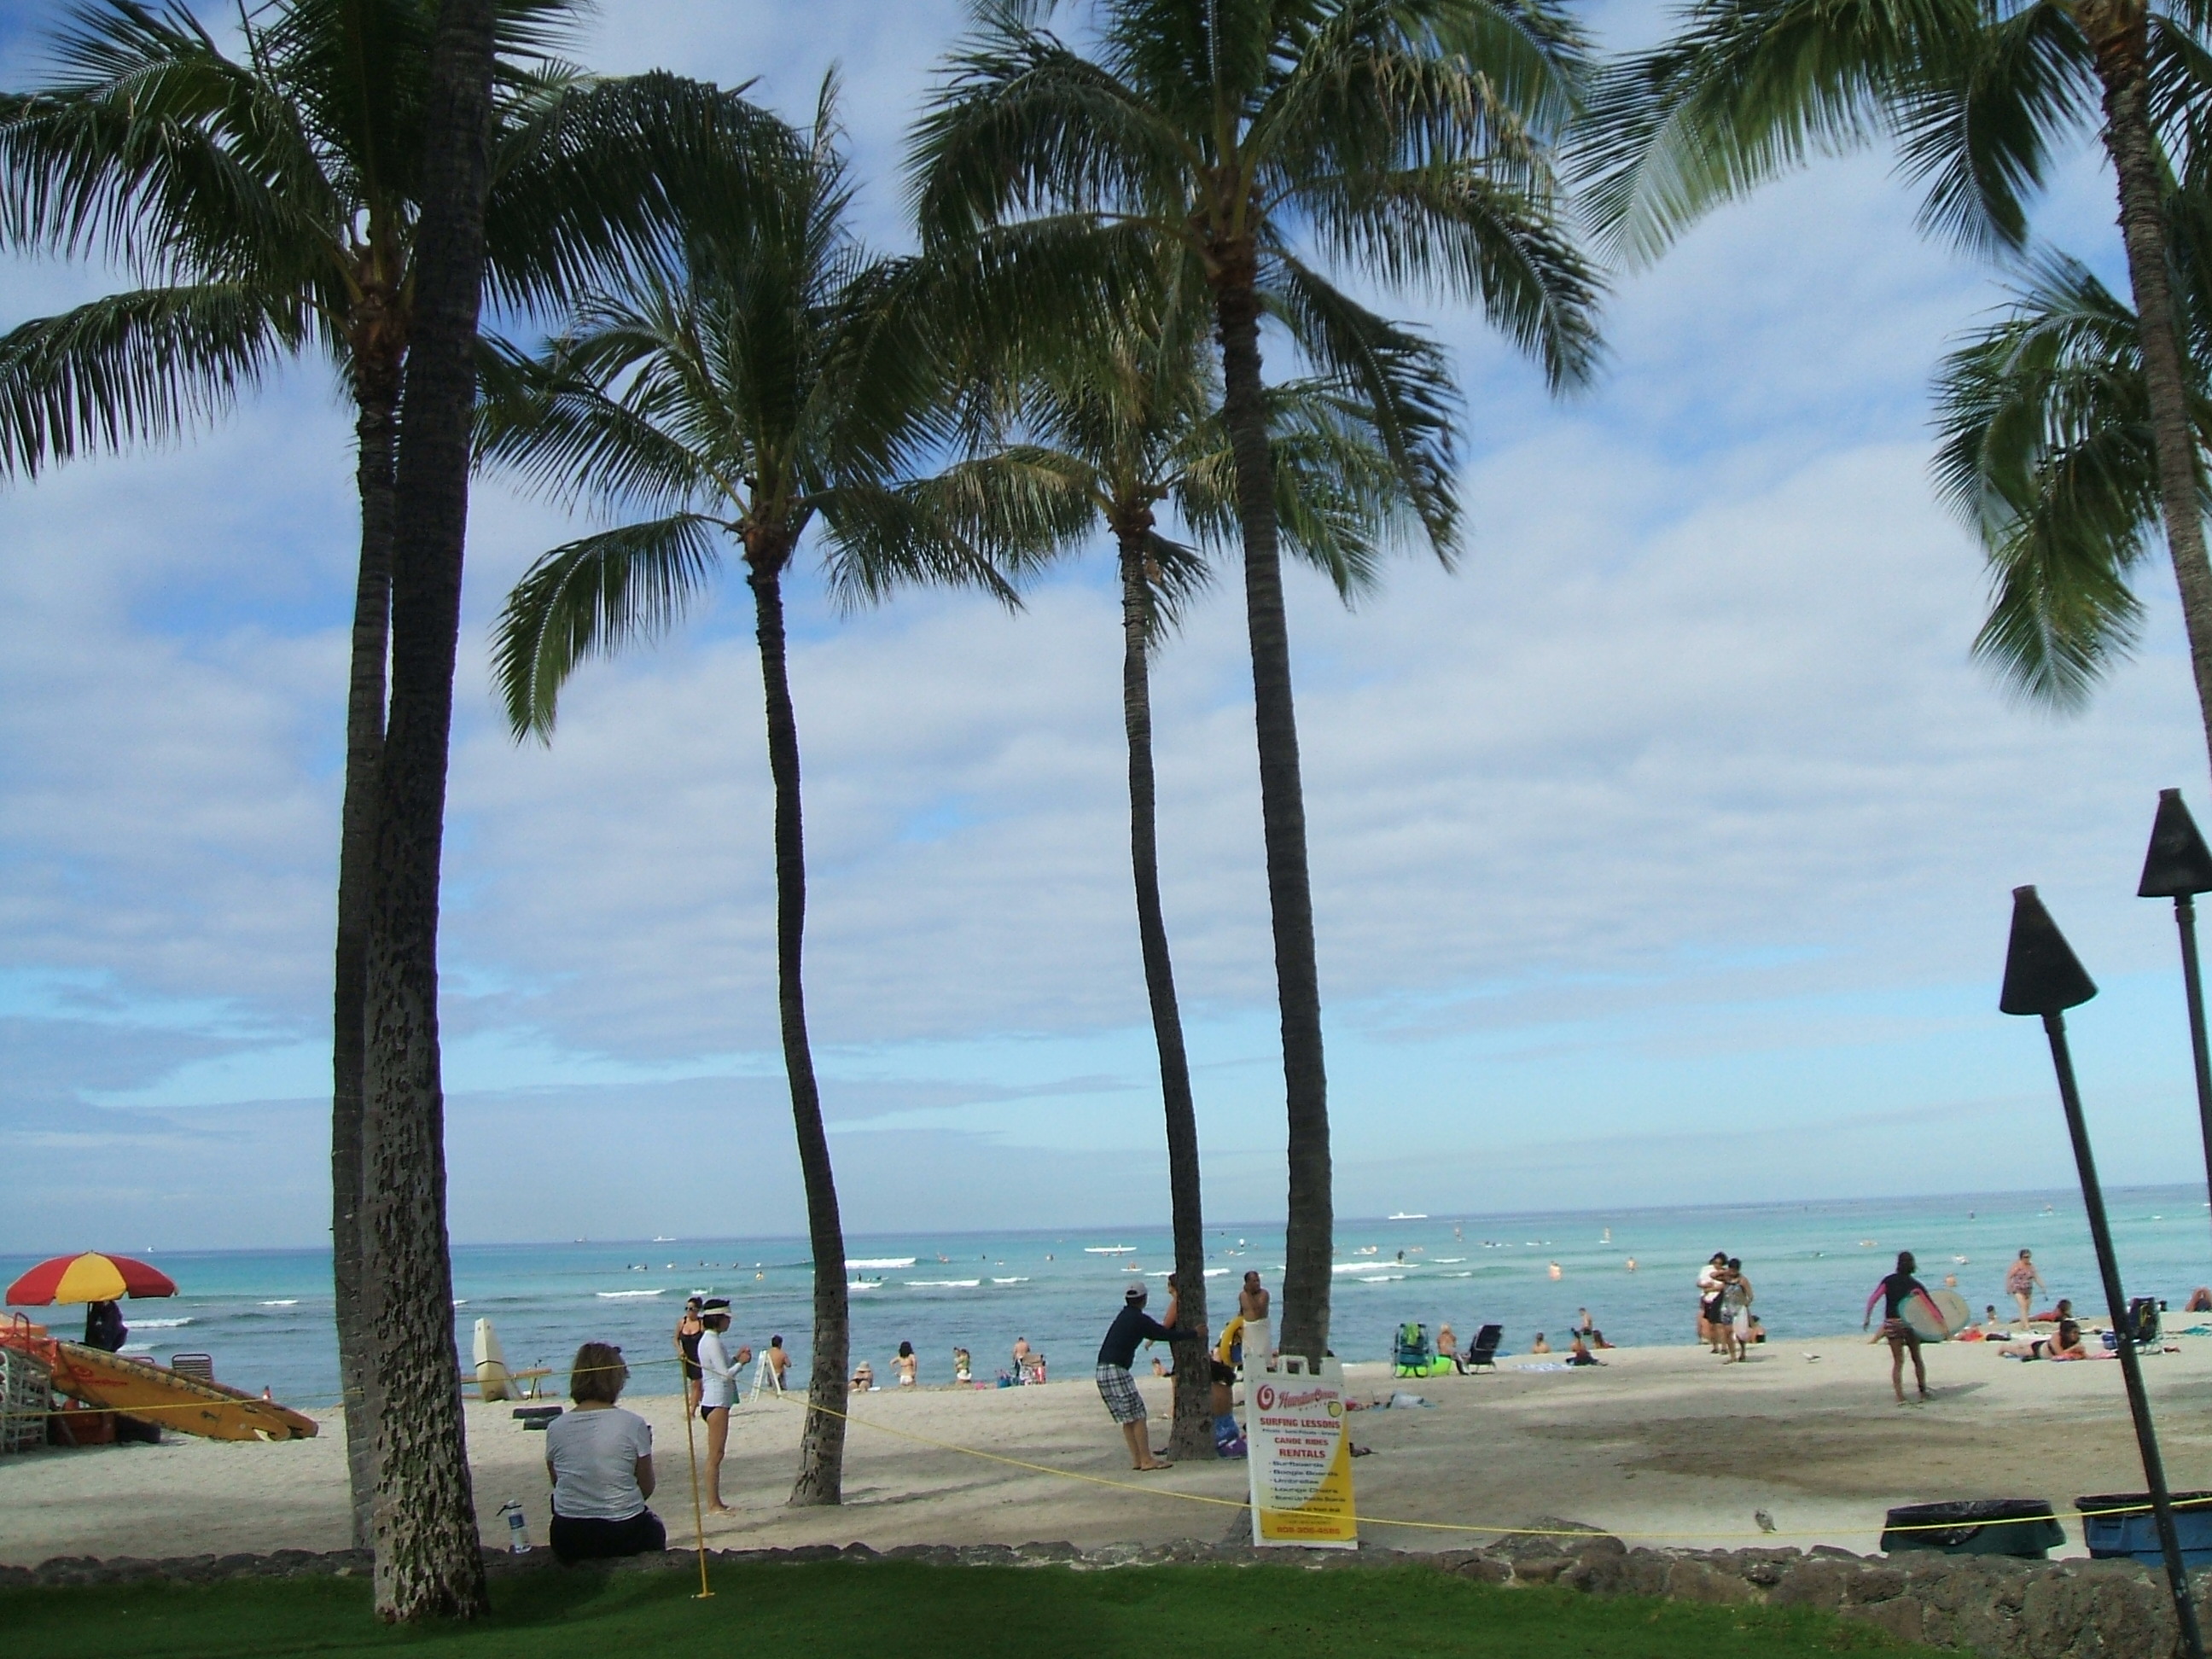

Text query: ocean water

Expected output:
[9,1185,2212,1407]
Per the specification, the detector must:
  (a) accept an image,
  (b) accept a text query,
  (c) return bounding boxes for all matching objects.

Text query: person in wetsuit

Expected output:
[1862,1250,1942,1405]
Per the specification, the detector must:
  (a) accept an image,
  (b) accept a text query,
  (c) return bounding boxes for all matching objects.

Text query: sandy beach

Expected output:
[8,1335,2212,1567]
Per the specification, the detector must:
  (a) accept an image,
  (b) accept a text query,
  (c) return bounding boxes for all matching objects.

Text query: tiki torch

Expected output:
[2139,788,2212,1256]
[2002,885,2203,1659]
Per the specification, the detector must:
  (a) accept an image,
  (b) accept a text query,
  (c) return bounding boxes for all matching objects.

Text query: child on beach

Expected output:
[953,1347,972,1383]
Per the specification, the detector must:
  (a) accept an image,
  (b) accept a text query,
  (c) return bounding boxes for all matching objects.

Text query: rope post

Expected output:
[674,1336,713,1599]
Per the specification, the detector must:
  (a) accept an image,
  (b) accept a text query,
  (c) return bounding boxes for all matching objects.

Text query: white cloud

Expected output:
[2,0,2207,1248]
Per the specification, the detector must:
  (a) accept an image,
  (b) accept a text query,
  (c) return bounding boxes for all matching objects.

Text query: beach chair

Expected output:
[167,1353,214,1383]
[1453,1325,1503,1375]
[1391,1323,1434,1377]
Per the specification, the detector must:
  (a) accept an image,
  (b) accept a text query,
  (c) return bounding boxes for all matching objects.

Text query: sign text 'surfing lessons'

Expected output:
[1244,1353,1356,1548]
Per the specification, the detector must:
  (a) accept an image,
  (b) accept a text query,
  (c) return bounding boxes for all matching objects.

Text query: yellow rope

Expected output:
[758,1387,2188,1543]
[8,1340,2192,1544]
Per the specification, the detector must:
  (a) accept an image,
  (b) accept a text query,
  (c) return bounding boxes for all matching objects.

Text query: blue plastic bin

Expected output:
[2076,1493,2212,1568]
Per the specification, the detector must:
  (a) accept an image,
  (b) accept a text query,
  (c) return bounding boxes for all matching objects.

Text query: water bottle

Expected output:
[499,1500,531,1553]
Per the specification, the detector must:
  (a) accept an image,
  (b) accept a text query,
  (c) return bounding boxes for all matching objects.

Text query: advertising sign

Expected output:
[1244,1353,1357,1548]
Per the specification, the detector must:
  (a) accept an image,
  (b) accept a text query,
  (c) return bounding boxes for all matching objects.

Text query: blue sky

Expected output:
[3,0,2209,1250]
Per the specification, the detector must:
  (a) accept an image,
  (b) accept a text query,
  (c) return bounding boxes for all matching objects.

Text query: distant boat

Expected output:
[1085,1245,1137,1254]
[1388,1212,1427,1221]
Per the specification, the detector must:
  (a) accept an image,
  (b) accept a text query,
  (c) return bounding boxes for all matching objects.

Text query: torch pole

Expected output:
[2043,1010,2202,1659]
[2175,895,2212,1260]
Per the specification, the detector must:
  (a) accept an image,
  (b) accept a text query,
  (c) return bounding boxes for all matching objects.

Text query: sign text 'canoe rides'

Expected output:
[1244,1353,1356,1548]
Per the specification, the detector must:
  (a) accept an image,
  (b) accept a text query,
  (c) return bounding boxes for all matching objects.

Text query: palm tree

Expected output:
[1931,167,2212,705]
[1583,0,2212,776]
[483,87,1017,1505]
[0,0,781,1546]
[911,0,1601,1362]
[943,279,1455,1452]
[357,0,497,1621]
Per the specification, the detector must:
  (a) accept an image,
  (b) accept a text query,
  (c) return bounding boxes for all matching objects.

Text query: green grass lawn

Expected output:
[5,1560,1944,1656]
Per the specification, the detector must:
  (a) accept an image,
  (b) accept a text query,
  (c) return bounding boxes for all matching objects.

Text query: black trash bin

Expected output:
[1882,1499,2064,1559]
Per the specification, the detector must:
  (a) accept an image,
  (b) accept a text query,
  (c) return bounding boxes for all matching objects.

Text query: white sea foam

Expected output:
[597,1289,664,1299]
[847,1280,882,1292]
[846,1257,916,1269]
[131,1318,193,1329]
[1203,1268,1231,1278]
[991,1277,1029,1284]
[260,1299,299,1307]
[906,1279,981,1289]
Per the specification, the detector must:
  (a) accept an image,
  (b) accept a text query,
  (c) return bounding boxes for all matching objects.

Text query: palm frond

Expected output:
[1931,253,2178,707]
[492,512,726,740]
[1577,0,1984,265]
[0,282,305,479]
[1265,256,1462,554]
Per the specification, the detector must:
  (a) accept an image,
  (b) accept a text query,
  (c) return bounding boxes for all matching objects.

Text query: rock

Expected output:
[1662,1559,1755,1605]
[1483,1516,1621,1561]
[1562,1549,1668,1600]
[1770,1557,1860,1611]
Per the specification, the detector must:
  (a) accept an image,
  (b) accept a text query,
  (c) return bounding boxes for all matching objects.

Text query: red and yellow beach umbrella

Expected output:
[5,1252,177,1306]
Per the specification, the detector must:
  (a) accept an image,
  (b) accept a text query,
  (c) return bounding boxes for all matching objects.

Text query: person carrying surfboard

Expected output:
[1862,1251,1944,1405]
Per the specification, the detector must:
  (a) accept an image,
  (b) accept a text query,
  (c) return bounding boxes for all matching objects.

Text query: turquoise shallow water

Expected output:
[8,1185,2210,1406]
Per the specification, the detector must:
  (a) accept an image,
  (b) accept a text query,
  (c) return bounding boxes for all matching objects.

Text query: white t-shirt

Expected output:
[697,1330,736,1408]
[544,1406,653,1520]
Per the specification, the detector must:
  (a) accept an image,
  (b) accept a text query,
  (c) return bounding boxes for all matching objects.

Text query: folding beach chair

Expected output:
[1392,1323,1434,1377]
[167,1353,214,1383]
[1452,1324,1503,1374]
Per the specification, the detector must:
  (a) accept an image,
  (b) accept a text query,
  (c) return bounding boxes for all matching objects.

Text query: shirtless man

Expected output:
[1237,1272,1272,1365]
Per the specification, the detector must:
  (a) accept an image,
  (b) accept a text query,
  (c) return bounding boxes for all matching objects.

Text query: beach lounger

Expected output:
[1452,1325,1503,1374]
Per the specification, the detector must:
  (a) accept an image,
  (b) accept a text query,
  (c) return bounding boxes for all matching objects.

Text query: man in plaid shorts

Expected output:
[1096,1283,1204,1469]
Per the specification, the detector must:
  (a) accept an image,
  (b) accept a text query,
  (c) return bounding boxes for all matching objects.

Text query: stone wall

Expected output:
[1,1525,2200,1656]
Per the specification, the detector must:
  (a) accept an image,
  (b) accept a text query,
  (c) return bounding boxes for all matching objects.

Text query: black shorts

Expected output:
[1701,1296,1722,1322]
[550,1509,666,1563]
[699,1402,729,1421]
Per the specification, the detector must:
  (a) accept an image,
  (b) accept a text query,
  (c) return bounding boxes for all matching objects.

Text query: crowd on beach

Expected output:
[523,1235,2212,1563]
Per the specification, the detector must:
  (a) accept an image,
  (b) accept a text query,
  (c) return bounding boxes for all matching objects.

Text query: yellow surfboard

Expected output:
[44,1342,318,1441]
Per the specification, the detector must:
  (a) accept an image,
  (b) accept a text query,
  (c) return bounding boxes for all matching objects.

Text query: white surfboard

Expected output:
[473,1317,512,1400]
[1903,1289,1973,1342]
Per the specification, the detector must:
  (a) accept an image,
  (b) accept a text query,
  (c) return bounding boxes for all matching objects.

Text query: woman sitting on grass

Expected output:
[544,1342,663,1563]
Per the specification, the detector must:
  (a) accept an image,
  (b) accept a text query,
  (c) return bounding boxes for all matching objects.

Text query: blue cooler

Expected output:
[2076,1493,2212,1568]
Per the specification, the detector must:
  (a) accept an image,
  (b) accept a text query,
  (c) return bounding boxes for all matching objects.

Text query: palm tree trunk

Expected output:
[1210,266,1332,1365]
[334,351,399,1553]
[358,0,496,1621]
[1117,526,1212,1459]
[2087,8,2212,779]
[748,555,851,1506]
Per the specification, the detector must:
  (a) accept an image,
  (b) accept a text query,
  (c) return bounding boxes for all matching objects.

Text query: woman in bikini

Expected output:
[1862,1250,1943,1404]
